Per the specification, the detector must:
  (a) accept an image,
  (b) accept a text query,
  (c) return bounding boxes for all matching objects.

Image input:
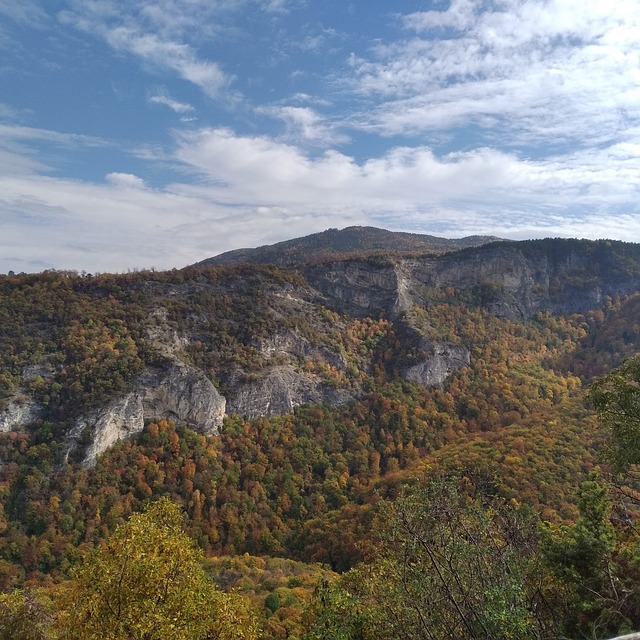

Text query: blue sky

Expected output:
[1,0,640,273]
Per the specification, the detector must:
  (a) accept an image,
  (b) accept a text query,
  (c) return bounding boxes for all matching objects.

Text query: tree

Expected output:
[589,355,640,473]
[52,498,259,640]
[0,589,53,640]
[541,473,638,639]
[305,478,557,640]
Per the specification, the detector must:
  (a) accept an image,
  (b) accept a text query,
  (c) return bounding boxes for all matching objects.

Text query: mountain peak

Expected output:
[193,226,502,268]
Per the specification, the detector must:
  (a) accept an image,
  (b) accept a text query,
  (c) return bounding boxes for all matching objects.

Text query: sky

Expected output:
[1,1,640,274]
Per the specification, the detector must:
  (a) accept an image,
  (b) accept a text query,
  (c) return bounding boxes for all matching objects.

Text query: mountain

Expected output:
[1,235,640,603]
[1,237,639,463]
[195,226,502,267]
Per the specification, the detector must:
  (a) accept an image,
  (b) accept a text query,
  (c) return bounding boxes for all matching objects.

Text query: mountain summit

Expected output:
[195,226,502,267]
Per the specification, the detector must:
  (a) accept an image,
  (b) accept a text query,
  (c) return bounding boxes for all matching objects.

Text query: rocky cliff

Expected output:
[1,237,639,463]
[304,240,640,320]
[69,360,226,465]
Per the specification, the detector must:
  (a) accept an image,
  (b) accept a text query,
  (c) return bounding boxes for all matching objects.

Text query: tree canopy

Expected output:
[51,498,258,640]
[589,355,640,473]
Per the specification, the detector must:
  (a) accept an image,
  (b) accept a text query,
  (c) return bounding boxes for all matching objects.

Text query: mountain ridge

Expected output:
[2,236,640,466]
[2,235,640,621]
[194,225,503,267]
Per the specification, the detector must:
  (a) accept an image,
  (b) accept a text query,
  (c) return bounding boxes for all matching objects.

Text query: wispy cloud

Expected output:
[0,103,22,120]
[149,92,195,114]
[60,1,234,99]
[0,123,107,147]
[347,1,640,149]
[1,119,640,274]
[0,0,48,27]
[259,105,348,145]
[1,1,639,274]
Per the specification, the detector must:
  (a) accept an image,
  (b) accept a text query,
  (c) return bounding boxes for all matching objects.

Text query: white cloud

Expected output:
[105,172,146,188]
[1,121,639,274]
[261,0,294,14]
[0,123,106,147]
[105,26,230,98]
[347,1,640,147]
[149,93,195,114]
[60,2,233,99]
[0,124,108,177]
[173,127,640,220]
[259,105,348,145]
[4,0,640,277]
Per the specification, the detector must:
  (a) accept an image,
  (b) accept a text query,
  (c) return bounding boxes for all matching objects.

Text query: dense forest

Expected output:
[1,237,640,638]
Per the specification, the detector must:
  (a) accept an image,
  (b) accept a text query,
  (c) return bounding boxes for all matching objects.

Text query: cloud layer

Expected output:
[0,1,639,273]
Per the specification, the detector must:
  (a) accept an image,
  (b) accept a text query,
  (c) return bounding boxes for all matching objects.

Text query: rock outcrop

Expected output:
[141,362,226,431]
[227,365,351,419]
[73,360,226,465]
[0,396,43,433]
[7,237,640,465]
[403,342,471,387]
[305,241,640,320]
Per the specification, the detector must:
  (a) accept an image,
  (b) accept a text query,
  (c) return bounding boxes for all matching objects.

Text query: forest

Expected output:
[1,239,640,638]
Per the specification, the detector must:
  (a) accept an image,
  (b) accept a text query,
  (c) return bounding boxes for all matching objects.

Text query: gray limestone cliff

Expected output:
[403,342,471,387]
[227,365,351,419]
[72,360,226,465]
[304,242,640,320]
[0,396,43,433]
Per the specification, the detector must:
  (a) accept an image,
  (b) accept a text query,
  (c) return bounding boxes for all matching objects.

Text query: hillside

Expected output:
[1,236,640,637]
[195,226,502,267]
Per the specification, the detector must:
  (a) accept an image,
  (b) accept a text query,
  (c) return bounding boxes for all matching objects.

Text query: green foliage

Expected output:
[53,498,259,640]
[303,578,374,640]
[0,286,609,582]
[0,589,53,640]
[307,478,557,640]
[205,554,334,640]
[265,592,281,613]
[541,474,639,639]
[2,254,640,639]
[589,355,640,473]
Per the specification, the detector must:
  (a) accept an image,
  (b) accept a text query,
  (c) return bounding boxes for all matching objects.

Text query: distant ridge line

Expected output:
[193,226,503,268]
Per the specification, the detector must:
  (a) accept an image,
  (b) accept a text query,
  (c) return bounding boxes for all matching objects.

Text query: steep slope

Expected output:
[0,236,640,589]
[303,238,640,319]
[1,238,639,466]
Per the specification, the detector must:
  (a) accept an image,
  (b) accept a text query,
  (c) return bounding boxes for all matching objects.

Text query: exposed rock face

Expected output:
[303,260,400,314]
[11,237,640,464]
[258,330,347,370]
[146,306,190,357]
[141,362,226,431]
[75,393,145,465]
[305,242,640,320]
[0,396,43,432]
[404,342,471,387]
[227,365,351,419]
[74,361,226,465]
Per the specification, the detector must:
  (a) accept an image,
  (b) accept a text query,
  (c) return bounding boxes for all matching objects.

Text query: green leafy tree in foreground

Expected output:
[589,355,640,474]
[53,498,259,640]
[541,473,636,640]
[305,478,558,640]
[0,589,53,640]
